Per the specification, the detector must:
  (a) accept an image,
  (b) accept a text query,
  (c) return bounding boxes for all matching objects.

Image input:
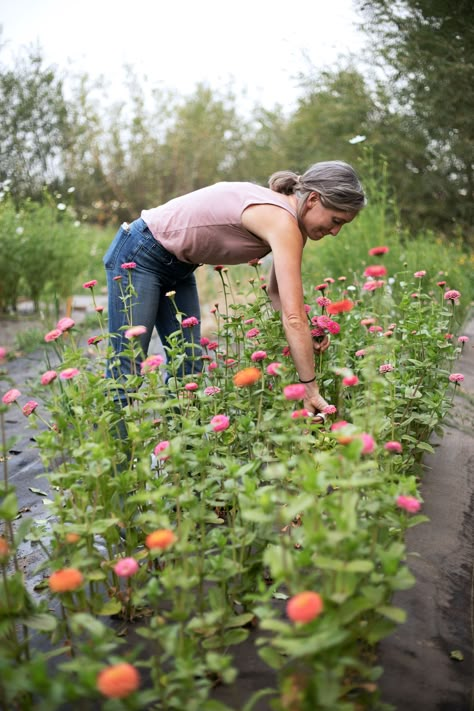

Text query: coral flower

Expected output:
[41,370,58,385]
[114,557,139,578]
[449,373,464,383]
[140,355,164,373]
[233,367,261,387]
[396,495,421,514]
[251,350,267,362]
[368,246,389,256]
[364,265,387,278]
[82,279,98,289]
[125,325,147,339]
[287,592,324,623]
[283,384,306,400]
[56,317,75,332]
[145,529,176,550]
[326,299,354,315]
[385,441,403,453]
[210,414,230,432]
[49,568,84,593]
[342,375,359,387]
[22,400,38,417]
[97,663,140,698]
[2,388,21,404]
[44,328,63,342]
[65,533,80,544]
[60,368,80,380]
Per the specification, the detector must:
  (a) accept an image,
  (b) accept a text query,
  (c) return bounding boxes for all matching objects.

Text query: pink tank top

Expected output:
[141,181,297,265]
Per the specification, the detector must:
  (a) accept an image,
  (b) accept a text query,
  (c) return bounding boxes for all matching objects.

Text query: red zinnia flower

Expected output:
[287,592,324,623]
[364,265,387,278]
[326,299,354,314]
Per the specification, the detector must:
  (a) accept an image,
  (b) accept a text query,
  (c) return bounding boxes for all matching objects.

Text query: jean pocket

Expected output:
[103,227,130,270]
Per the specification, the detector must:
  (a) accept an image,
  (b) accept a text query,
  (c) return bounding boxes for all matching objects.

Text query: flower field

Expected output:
[1,234,471,711]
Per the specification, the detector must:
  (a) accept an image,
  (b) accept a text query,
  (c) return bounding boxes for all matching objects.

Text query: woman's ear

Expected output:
[306,191,320,207]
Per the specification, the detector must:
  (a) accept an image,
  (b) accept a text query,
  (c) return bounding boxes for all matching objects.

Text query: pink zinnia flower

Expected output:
[355,349,366,357]
[364,265,387,278]
[200,337,210,347]
[458,336,469,343]
[44,329,63,342]
[316,296,332,308]
[322,404,337,415]
[245,327,260,338]
[303,304,311,314]
[282,346,291,357]
[87,335,103,346]
[22,400,39,417]
[82,279,98,289]
[342,375,359,387]
[283,384,306,400]
[204,386,221,395]
[368,246,389,256]
[266,362,282,376]
[251,350,267,362]
[314,283,327,291]
[359,433,376,454]
[113,275,122,282]
[56,317,75,332]
[125,325,147,339]
[331,420,349,431]
[95,306,104,313]
[60,368,80,380]
[369,325,383,333]
[210,414,230,432]
[41,370,58,385]
[379,363,395,373]
[140,355,164,374]
[208,361,218,371]
[185,382,199,391]
[385,441,403,453]
[360,318,376,327]
[181,316,199,328]
[207,341,218,350]
[121,262,137,270]
[414,270,426,278]
[2,388,21,404]
[396,495,421,514]
[154,440,170,459]
[449,373,464,383]
[444,290,461,302]
[114,557,139,577]
[291,409,312,419]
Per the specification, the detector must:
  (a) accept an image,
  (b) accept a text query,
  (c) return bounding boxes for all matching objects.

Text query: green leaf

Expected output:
[345,560,374,573]
[22,613,58,631]
[415,441,435,453]
[28,487,49,497]
[257,645,285,670]
[0,491,18,520]
[377,605,407,623]
[224,613,255,629]
[96,599,123,616]
[449,650,464,661]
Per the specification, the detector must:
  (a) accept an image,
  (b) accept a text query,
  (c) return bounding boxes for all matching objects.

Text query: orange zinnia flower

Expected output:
[286,591,324,623]
[326,299,354,315]
[145,529,176,550]
[233,367,261,387]
[97,662,140,698]
[65,533,80,544]
[0,536,9,559]
[48,568,84,593]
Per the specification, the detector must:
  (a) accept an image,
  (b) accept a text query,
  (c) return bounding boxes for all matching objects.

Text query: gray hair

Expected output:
[268,161,366,218]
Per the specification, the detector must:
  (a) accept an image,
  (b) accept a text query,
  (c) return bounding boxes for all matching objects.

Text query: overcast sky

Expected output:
[1,0,367,111]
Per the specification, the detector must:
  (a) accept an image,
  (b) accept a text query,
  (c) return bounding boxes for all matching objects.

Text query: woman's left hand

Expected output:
[313,335,330,353]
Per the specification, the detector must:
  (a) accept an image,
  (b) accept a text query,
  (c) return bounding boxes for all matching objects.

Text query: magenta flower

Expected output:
[41,370,58,385]
[316,296,332,308]
[364,265,387,278]
[114,557,139,577]
[444,289,461,302]
[44,329,63,343]
[185,382,199,391]
[154,440,170,459]
[2,388,21,404]
[359,433,376,455]
[140,355,164,374]
[82,279,98,289]
[342,375,359,387]
[200,337,210,347]
[22,400,39,417]
[87,336,103,346]
[59,368,80,380]
[181,316,199,328]
[384,441,403,453]
[396,495,421,513]
[210,414,230,432]
[266,362,282,376]
[125,325,147,339]
[251,350,267,362]
[56,317,75,332]
[449,373,464,383]
[282,346,291,357]
[414,270,426,278]
[245,327,260,338]
[283,384,306,400]
[121,262,137,270]
[379,363,395,373]
[368,246,389,256]
[204,386,221,396]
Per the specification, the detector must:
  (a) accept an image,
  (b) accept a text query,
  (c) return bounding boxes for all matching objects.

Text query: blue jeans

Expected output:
[103,218,203,398]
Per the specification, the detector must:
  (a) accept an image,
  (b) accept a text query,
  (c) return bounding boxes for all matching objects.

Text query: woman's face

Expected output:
[301,192,356,241]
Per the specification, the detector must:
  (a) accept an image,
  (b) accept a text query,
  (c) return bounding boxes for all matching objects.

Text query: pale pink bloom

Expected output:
[140,355,164,374]
[458,336,469,343]
[125,325,147,339]
[59,368,80,380]
[113,275,122,282]
[359,433,376,454]
[0,347,7,361]
[2,388,21,404]
[22,400,39,417]
[44,329,63,342]
[244,318,255,325]
[338,275,347,281]
[316,296,332,308]
[121,262,137,269]
[245,327,260,338]
[266,362,282,376]
[411,293,419,299]
[324,277,335,283]
[449,373,464,383]
[114,557,139,578]
[383,330,394,337]
[303,304,311,314]
[364,265,387,278]
[444,289,461,301]
[181,316,199,328]
[322,404,337,414]
[185,382,199,391]
[360,318,376,326]
[82,279,98,289]
[154,440,170,459]
[342,375,359,387]
[355,349,366,357]
[95,306,104,313]
[388,323,396,330]
[396,495,421,513]
[291,409,311,419]
[200,337,210,347]
[56,317,75,332]
[251,350,267,362]
[379,363,395,373]
[331,420,349,431]
[41,370,58,385]
[414,270,426,278]
[385,441,403,453]
[204,386,221,396]
[225,358,237,367]
[210,414,230,432]
[283,384,306,400]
